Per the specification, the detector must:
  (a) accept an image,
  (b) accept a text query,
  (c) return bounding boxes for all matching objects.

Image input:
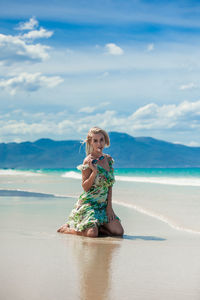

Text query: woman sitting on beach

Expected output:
[57,127,124,238]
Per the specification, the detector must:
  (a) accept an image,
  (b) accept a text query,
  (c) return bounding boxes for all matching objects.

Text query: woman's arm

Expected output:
[81,157,98,192]
[106,186,115,222]
[107,186,112,207]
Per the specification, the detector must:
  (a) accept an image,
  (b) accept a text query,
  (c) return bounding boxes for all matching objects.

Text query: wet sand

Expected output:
[0,194,200,300]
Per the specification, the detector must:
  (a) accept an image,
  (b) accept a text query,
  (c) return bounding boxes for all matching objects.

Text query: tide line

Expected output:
[0,188,76,199]
[114,199,200,235]
[61,171,200,187]
[115,175,200,187]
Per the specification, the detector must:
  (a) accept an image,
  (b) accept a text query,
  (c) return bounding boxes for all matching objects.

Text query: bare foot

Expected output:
[57,224,99,237]
[57,224,71,233]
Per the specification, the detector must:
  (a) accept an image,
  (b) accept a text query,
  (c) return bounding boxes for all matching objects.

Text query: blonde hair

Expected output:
[85,127,110,155]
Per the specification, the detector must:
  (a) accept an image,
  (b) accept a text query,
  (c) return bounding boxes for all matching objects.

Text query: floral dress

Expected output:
[66,157,120,232]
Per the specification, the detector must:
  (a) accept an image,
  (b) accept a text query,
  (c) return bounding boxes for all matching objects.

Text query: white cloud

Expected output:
[128,100,200,130]
[0,33,50,63]
[16,17,39,31]
[147,43,155,51]
[79,106,96,113]
[0,18,53,64]
[179,82,197,90]
[78,102,110,113]
[0,72,64,95]
[105,43,124,55]
[22,27,54,40]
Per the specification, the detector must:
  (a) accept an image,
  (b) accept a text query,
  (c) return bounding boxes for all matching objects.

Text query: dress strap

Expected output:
[110,157,114,164]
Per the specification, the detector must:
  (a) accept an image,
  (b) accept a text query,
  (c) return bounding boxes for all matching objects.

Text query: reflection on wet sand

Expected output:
[71,237,121,300]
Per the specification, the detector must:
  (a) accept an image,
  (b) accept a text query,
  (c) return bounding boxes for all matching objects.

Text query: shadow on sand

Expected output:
[97,233,166,241]
[123,234,166,241]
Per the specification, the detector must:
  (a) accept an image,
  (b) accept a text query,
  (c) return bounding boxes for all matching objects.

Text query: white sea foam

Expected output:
[115,175,200,186]
[114,200,200,235]
[61,171,200,187]
[1,168,199,187]
[0,169,42,176]
[61,171,82,179]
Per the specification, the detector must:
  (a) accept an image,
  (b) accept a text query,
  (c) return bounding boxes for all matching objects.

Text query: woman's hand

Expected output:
[106,205,116,222]
[82,156,98,192]
[87,156,98,173]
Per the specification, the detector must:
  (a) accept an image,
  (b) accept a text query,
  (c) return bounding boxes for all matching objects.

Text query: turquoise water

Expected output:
[1,167,200,187]
[113,168,200,178]
[8,167,200,178]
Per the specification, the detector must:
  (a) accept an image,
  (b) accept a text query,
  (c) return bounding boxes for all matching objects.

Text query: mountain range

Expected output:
[0,132,200,168]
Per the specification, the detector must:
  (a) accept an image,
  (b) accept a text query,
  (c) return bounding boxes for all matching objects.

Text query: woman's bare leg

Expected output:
[102,219,124,237]
[98,226,111,236]
[83,226,98,237]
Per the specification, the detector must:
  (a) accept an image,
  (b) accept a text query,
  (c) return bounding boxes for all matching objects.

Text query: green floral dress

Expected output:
[66,157,119,232]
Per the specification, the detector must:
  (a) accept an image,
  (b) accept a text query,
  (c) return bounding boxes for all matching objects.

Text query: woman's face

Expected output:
[90,133,105,153]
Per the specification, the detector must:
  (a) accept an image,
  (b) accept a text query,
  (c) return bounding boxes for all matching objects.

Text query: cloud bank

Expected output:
[0,100,200,145]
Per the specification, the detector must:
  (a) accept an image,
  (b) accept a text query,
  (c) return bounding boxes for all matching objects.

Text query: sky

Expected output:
[0,0,200,146]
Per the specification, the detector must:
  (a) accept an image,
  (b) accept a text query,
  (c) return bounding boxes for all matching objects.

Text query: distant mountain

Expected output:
[0,132,200,168]
[107,132,200,168]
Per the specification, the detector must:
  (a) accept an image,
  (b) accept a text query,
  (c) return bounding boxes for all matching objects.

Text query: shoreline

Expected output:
[0,189,73,198]
[0,189,61,198]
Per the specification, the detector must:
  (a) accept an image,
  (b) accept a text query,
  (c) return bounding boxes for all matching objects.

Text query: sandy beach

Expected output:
[2,1,200,298]
[0,171,200,300]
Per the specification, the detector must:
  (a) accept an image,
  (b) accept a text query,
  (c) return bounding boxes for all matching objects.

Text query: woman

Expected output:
[57,127,124,238]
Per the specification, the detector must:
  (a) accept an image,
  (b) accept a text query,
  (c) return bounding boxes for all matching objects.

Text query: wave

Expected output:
[61,171,82,179]
[1,168,200,187]
[0,169,43,177]
[115,175,200,186]
[114,200,200,235]
[61,171,200,187]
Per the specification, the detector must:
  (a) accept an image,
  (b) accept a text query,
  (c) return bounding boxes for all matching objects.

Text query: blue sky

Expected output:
[0,0,200,146]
